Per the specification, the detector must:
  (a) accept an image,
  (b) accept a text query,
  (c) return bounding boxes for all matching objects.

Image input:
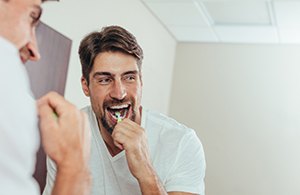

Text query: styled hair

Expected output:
[78,25,143,84]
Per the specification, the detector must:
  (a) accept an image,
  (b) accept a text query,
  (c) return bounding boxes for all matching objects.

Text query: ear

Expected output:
[81,76,90,97]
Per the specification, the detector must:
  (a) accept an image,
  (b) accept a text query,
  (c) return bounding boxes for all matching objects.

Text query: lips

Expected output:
[106,104,130,122]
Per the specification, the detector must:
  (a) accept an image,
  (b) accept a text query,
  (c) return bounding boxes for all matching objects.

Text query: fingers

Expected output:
[112,119,144,150]
[38,97,62,162]
[37,92,91,168]
[112,129,126,150]
[38,99,58,128]
[112,119,152,180]
[113,140,124,150]
[37,91,74,117]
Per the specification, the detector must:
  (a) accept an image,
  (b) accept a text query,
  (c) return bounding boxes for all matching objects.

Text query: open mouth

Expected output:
[107,104,130,121]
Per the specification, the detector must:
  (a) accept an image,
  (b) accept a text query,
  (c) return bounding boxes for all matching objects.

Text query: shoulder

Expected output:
[81,105,94,117]
[81,105,91,112]
[143,108,195,136]
[81,105,98,126]
[143,109,201,148]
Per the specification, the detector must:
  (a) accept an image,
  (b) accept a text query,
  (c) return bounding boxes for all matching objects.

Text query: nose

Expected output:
[109,79,127,100]
[27,30,41,61]
[20,29,41,63]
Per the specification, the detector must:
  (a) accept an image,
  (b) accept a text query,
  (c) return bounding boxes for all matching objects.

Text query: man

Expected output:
[0,0,91,194]
[44,25,206,195]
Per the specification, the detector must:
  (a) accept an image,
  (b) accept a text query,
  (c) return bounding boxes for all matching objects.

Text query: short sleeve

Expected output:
[165,131,206,195]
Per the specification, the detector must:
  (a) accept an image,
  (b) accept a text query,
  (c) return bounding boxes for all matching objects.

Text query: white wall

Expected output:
[41,1,300,194]
[41,0,176,114]
[170,43,300,195]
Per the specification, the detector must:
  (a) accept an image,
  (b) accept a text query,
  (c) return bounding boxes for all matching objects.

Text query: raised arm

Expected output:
[38,92,91,195]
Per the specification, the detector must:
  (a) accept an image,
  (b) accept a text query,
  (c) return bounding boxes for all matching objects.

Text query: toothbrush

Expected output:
[116,112,122,122]
[53,112,58,121]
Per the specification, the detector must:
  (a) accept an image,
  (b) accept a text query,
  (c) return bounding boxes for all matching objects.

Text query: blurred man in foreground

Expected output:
[0,0,91,194]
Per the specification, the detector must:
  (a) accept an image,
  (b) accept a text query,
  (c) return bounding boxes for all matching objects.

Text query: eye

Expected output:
[98,77,112,85]
[124,74,136,82]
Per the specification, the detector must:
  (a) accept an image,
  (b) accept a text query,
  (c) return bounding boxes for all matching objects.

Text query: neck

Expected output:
[97,121,122,157]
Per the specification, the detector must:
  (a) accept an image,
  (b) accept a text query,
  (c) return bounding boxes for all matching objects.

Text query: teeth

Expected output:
[109,104,129,109]
[107,104,129,122]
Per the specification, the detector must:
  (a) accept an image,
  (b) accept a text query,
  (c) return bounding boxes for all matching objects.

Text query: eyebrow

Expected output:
[92,70,139,78]
[92,72,112,78]
[122,70,139,76]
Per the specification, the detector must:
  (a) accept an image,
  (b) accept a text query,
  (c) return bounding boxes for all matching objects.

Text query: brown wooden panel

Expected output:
[24,21,72,193]
[25,22,72,99]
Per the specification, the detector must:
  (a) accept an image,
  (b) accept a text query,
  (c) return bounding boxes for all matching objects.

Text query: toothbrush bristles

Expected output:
[116,112,122,122]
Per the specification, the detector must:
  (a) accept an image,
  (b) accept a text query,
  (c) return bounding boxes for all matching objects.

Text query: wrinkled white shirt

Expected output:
[0,37,40,195]
[44,106,206,195]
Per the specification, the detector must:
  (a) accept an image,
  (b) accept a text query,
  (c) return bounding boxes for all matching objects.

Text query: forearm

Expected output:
[51,166,91,195]
[137,167,167,195]
[137,170,196,195]
[38,93,92,195]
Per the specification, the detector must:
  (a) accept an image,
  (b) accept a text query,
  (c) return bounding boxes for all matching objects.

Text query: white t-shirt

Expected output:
[0,37,40,194]
[44,106,206,195]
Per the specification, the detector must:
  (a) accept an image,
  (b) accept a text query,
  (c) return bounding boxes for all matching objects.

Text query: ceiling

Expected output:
[141,0,300,44]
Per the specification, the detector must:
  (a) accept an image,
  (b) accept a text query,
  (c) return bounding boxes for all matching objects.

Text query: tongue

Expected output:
[109,109,126,118]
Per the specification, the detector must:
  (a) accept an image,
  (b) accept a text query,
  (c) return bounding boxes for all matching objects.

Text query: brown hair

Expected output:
[78,25,143,84]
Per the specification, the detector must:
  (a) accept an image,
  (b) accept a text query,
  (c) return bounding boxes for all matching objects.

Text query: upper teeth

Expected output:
[110,104,129,109]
